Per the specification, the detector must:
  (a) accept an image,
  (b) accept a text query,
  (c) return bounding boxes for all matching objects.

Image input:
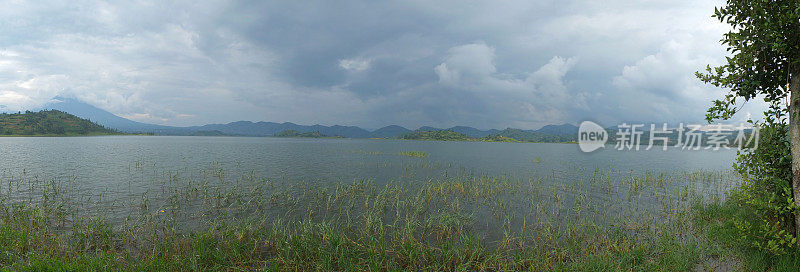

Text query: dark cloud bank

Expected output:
[0,0,766,130]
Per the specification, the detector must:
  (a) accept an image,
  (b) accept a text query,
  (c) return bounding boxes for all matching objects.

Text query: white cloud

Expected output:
[0,91,33,110]
[434,42,580,127]
[338,58,371,72]
[609,37,766,124]
[526,56,578,105]
[435,43,496,86]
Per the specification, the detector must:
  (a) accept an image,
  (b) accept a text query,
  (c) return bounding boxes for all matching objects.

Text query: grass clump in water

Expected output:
[0,164,765,271]
[398,151,428,158]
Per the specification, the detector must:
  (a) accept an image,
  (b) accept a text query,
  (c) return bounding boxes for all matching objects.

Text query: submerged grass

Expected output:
[398,151,428,158]
[0,162,761,271]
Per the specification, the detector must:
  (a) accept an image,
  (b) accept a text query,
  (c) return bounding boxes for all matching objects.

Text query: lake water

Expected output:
[0,136,740,225]
[0,136,737,183]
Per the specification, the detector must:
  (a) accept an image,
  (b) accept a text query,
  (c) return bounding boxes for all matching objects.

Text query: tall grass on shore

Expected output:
[0,162,741,271]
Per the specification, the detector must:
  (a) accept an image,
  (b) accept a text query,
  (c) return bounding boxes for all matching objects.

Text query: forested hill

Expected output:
[0,110,118,136]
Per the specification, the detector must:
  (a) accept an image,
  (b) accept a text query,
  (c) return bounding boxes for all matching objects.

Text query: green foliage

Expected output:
[0,165,739,271]
[728,122,797,254]
[697,0,800,123]
[274,129,328,138]
[401,130,470,141]
[697,0,800,255]
[495,128,574,142]
[692,200,800,271]
[0,110,115,136]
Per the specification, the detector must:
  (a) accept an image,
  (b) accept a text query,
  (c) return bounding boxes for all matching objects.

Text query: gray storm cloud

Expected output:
[0,0,762,129]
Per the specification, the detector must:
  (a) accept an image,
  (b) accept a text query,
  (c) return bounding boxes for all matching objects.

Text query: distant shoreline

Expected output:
[0,132,129,137]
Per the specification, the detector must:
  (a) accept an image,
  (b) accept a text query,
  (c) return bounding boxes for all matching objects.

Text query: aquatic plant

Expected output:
[0,161,765,270]
[398,151,428,158]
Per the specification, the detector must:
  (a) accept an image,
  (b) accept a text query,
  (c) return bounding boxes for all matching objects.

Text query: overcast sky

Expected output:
[0,0,768,129]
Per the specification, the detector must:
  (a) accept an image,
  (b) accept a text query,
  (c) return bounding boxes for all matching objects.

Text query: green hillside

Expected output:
[401,130,471,141]
[0,110,117,136]
[495,128,575,142]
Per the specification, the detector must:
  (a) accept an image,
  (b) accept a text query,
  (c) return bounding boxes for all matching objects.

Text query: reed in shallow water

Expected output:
[0,161,743,271]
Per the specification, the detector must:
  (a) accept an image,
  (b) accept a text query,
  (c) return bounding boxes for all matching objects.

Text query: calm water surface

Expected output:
[0,136,737,186]
[0,136,739,226]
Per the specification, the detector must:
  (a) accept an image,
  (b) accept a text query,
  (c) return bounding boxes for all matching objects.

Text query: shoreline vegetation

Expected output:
[0,110,752,150]
[270,128,571,143]
[0,159,796,271]
[270,129,572,143]
[273,129,343,139]
[399,130,564,143]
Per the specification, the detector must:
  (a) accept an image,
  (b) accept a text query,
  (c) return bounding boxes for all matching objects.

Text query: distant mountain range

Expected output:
[39,97,186,134]
[535,124,580,135]
[37,97,580,140]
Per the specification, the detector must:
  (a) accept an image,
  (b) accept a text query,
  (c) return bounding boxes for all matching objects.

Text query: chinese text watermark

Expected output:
[578,121,759,153]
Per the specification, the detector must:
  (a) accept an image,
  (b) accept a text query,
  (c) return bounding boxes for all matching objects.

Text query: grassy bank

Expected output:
[691,198,800,271]
[0,162,790,271]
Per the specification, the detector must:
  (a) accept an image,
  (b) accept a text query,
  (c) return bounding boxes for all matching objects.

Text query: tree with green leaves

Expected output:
[697,0,800,243]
